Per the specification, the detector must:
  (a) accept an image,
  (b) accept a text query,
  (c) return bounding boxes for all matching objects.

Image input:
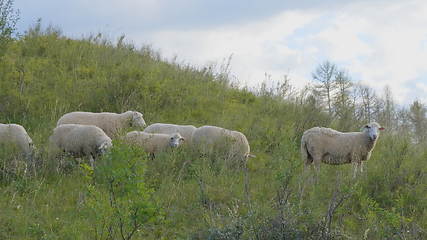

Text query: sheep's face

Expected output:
[169,133,185,148]
[98,140,113,154]
[28,141,37,157]
[130,111,146,128]
[362,122,385,141]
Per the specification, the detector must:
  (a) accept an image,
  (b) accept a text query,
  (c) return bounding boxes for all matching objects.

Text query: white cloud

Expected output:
[414,83,427,103]
[130,0,427,104]
[135,10,321,89]
[16,0,427,104]
[338,0,427,104]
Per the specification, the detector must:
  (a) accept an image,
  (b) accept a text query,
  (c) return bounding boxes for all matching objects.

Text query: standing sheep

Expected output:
[49,124,113,166]
[56,111,146,138]
[301,122,384,177]
[191,125,253,163]
[124,131,184,158]
[0,123,35,161]
[143,123,196,144]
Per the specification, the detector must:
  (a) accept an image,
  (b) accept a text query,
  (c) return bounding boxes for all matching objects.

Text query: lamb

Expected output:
[56,111,146,138]
[0,123,35,161]
[301,122,384,177]
[124,131,184,158]
[49,124,113,166]
[143,123,197,144]
[191,125,254,163]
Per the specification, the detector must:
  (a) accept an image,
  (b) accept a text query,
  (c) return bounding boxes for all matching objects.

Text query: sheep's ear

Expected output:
[361,125,370,130]
[128,112,137,122]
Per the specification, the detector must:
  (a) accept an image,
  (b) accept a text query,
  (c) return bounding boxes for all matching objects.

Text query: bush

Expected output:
[82,143,163,240]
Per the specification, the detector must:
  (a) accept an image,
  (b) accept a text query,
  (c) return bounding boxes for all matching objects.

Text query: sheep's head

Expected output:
[98,139,113,154]
[127,111,146,128]
[362,122,385,141]
[29,141,37,155]
[169,133,185,148]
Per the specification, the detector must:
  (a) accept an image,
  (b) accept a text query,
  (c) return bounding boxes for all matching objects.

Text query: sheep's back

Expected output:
[57,112,122,137]
[125,131,170,153]
[0,124,33,154]
[52,124,109,156]
[192,126,250,160]
[303,128,368,158]
[144,123,196,143]
[192,126,227,146]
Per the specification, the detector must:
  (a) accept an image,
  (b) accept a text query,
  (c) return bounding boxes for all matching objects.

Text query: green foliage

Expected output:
[83,143,162,240]
[0,0,19,55]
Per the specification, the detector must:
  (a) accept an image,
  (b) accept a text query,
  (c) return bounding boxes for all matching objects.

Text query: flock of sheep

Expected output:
[0,110,385,175]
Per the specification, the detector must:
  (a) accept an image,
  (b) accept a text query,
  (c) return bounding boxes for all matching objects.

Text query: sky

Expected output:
[15,0,427,105]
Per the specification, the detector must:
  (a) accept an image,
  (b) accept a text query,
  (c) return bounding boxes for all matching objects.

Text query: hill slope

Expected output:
[0,26,425,239]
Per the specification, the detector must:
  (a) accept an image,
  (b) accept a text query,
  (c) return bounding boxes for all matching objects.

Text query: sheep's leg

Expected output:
[312,153,322,184]
[299,164,310,204]
[56,154,65,174]
[300,162,309,191]
[149,153,155,160]
[313,154,321,172]
[352,161,360,178]
[89,155,95,169]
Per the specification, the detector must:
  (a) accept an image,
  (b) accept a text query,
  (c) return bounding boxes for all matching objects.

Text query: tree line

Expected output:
[305,60,425,143]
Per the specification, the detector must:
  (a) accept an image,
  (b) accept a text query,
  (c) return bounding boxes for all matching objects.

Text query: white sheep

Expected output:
[56,111,146,138]
[143,123,197,144]
[124,131,184,158]
[191,125,254,163]
[301,122,384,177]
[0,123,35,161]
[49,124,113,166]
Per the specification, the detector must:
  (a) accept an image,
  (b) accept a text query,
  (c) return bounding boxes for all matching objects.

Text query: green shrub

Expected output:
[82,143,163,240]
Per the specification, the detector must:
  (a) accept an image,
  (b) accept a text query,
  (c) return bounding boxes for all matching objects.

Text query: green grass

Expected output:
[0,24,425,239]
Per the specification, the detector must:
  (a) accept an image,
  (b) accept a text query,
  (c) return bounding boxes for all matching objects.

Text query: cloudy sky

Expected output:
[15,0,427,104]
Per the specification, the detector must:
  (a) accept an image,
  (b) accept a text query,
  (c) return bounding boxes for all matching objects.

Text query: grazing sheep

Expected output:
[49,124,112,166]
[0,123,35,161]
[124,131,184,158]
[143,123,196,144]
[301,122,384,177]
[56,111,146,138]
[191,125,254,163]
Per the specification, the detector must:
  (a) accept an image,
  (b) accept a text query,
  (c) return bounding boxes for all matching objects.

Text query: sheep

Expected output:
[0,123,35,161]
[124,131,184,158]
[56,111,146,138]
[143,123,197,144]
[49,124,113,167]
[301,122,384,177]
[191,125,254,163]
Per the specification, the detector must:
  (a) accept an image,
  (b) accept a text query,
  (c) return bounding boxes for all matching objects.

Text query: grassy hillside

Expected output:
[0,25,426,239]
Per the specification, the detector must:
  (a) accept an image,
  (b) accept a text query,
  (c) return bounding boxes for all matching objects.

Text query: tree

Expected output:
[0,0,19,53]
[376,86,396,130]
[333,70,354,130]
[312,61,337,115]
[357,84,377,123]
[409,100,427,143]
